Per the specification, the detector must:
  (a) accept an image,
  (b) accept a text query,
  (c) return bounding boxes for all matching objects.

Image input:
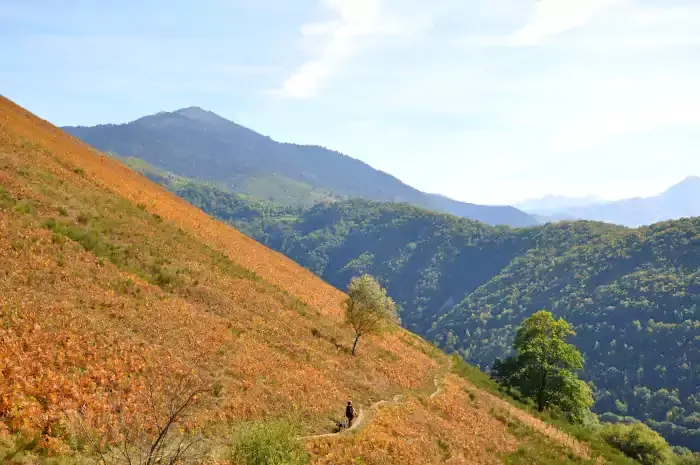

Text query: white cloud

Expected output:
[552,103,700,153]
[281,0,381,98]
[510,0,627,45]
[504,66,700,153]
[281,0,417,99]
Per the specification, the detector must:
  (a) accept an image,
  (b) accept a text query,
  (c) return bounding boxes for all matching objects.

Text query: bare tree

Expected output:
[344,274,399,355]
[75,363,211,465]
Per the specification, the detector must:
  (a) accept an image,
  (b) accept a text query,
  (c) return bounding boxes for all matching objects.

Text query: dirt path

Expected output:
[427,368,445,400]
[301,364,447,441]
[301,359,593,462]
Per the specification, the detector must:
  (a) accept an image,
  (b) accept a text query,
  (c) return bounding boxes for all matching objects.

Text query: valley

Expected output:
[0,96,626,464]
[4,1,700,463]
[112,168,700,452]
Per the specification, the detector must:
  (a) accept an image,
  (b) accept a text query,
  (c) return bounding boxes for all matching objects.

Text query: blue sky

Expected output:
[2,0,700,205]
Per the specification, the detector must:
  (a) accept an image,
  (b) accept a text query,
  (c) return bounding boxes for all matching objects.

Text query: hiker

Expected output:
[345,400,356,427]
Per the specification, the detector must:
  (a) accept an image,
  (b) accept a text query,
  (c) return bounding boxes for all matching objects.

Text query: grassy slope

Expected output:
[237,173,337,207]
[1,96,610,464]
[120,156,336,208]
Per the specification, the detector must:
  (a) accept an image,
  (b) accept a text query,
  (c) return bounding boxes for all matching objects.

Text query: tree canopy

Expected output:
[344,274,399,355]
[493,311,594,423]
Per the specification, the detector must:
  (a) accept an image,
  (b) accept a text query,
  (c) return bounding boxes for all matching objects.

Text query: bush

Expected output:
[13,200,35,215]
[231,418,309,465]
[0,187,16,209]
[676,453,700,465]
[600,422,673,465]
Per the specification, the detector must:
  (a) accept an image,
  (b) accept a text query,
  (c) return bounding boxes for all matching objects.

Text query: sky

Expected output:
[2,0,700,206]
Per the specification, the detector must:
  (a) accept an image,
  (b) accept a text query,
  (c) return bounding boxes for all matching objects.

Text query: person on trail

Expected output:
[345,401,356,427]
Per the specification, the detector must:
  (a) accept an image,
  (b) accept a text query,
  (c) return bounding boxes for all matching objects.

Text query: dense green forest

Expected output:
[141,176,700,451]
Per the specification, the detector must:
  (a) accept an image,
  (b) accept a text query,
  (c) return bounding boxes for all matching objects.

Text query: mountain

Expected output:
[144,178,700,451]
[547,177,700,227]
[62,107,536,227]
[531,212,580,224]
[0,97,612,463]
[516,195,608,215]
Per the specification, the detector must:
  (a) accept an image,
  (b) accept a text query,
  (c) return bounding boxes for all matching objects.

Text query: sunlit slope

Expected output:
[1,96,342,314]
[0,96,595,464]
[0,95,434,432]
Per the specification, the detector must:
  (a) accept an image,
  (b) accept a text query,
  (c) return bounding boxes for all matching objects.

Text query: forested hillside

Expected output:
[63,108,537,227]
[4,95,603,465]
[150,179,700,451]
[432,218,700,451]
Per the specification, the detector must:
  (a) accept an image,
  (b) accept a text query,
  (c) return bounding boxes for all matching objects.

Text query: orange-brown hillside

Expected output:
[0,96,593,464]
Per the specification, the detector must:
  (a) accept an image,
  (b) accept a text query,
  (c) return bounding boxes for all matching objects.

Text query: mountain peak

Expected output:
[62,106,535,226]
[174,106,208,115]
[172,106,229,124]
[666,175,700,190]
[677,175,700,185]
[515,194,607,215]
[661,175,700,200]
[129,106,244,132]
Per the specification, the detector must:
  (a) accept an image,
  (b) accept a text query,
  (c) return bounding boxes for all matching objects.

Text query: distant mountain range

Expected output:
[527,177,700,227]
[63,107,537,227]
[515,194,609,215]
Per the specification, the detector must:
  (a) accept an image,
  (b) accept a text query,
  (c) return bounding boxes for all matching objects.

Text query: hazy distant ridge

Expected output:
[63,107,537,227]
[527,177,700,227]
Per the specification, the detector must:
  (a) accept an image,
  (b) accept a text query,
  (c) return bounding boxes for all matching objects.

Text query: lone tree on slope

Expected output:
[492,310,594,424]
[344,274,399,356]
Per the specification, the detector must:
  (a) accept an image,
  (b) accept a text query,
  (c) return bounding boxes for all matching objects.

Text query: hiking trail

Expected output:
[299,358,593,461]
[301,360,449,440]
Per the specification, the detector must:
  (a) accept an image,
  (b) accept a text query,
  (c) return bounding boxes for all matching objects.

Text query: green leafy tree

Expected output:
[493,310,594,423]
[344,274,399,355]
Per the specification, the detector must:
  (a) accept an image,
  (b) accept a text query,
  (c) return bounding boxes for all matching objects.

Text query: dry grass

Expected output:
[306,376,519,464]
[474,387,592,460]
[0,96,600,464]
[0,95,343,315]
[304,374,600,465]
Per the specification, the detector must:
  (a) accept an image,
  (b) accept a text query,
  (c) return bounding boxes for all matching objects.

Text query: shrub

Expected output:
[13,200,35,215]
[77,212,90,224]
[599,422,673,465]
[78,373,207,465]
[231,418,309,465]
[212,381,223,397]
[0,187,17,209]
[676,452,700,465]
[152,265,177,287]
